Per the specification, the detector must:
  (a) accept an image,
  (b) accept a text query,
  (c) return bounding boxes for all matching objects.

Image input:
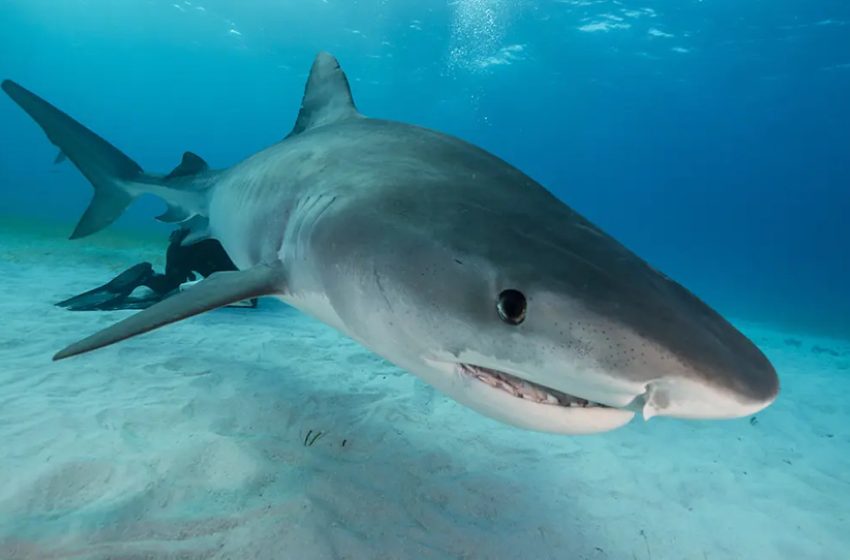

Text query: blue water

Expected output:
[1,2,849,558]
[1,1,848,336]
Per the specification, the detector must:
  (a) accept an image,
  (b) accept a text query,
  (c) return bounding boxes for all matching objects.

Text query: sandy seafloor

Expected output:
[0,222,848,560]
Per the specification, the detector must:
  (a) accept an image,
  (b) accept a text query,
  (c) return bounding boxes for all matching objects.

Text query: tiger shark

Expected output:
[1,52,779,434]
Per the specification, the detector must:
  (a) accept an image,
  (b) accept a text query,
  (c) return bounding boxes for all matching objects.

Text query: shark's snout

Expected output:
[633,293,780,421]
[640,357,779,421]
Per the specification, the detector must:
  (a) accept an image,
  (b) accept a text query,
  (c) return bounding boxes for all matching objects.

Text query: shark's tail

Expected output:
[2,79,208,239]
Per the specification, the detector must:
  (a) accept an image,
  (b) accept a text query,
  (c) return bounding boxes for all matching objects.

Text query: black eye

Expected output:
[497,289,527,325]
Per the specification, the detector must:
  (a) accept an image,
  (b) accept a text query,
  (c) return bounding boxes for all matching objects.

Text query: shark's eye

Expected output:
[497,289,526,325]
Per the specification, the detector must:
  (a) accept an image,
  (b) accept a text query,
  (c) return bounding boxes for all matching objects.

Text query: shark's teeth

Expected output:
[460,364,607,408]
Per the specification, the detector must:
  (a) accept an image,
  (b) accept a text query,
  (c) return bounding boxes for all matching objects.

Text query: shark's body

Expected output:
[2,53,779,434]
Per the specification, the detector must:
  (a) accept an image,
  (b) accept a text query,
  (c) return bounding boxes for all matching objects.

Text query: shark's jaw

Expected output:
[459,363,609,409]
[419,357,638,435]
[438,358,778,434]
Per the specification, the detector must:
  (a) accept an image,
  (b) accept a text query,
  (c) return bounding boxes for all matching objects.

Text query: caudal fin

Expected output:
[2,80,142,239]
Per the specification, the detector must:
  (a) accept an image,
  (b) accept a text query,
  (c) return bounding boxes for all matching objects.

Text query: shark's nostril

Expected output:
[641,382,670,420]
[639,370,778,422]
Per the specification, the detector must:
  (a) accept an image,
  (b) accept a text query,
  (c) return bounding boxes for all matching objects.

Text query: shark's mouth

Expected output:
[459,364,611,409]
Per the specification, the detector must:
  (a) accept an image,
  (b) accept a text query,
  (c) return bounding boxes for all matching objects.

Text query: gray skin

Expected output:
[4,52,779,434]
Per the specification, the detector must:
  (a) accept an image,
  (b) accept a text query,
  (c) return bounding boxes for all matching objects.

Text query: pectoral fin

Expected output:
[53,262,286,361]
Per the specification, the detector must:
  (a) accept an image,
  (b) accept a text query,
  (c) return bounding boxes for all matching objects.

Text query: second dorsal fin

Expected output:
[166,151,209,180]
[288,52,361,138]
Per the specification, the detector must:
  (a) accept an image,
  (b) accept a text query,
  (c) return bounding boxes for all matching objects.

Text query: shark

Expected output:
[1,52,779,434]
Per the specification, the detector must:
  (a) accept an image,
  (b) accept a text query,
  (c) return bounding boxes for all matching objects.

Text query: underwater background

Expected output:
[0,1,848,559]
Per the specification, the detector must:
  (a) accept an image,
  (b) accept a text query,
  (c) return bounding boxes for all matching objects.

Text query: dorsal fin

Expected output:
[288,52,361,138]
[165,151,208,180]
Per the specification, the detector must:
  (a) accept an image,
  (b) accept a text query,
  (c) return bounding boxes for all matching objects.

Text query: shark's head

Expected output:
[319,130,780,435]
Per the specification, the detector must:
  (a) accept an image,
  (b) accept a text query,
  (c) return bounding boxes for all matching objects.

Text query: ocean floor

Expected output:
[0,224,848,560]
